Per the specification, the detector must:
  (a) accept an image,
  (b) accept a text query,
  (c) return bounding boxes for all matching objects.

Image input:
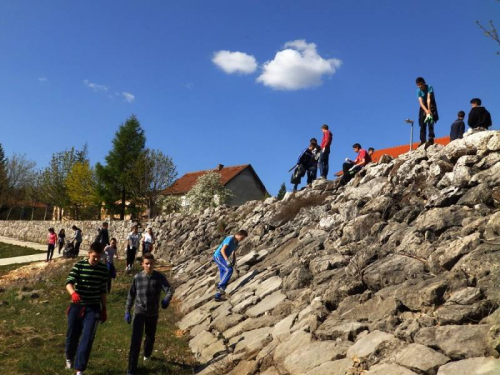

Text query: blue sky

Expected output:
[1,1,499,195]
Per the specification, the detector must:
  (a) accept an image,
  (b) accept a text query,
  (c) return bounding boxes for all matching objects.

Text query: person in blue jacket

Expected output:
[213,230,248,302]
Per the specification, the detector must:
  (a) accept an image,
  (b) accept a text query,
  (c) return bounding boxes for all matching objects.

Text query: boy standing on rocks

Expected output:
[65,242,108,375]
[416,77,439,146]
[213,230,248,302]
[319,124,333,179]
[125,253,174,375]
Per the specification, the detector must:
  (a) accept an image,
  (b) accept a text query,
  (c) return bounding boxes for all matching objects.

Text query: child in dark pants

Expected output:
[47,227,57,262]
[65,242,108,375]
[125,253,174,375]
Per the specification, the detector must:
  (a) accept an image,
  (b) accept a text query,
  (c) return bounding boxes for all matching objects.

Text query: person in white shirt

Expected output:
[141,227,155,255]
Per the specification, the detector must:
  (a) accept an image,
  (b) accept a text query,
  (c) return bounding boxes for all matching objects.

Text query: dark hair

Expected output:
[368,147,375,152]
[143,253,155,262]
[72,225,80,231]
[89,242,104,254]
[59,229,65,235]
[48,227,55,233]
[321,124,329,130]
[110,237,117,242]
[308,143,316,149]
[102,222,108,227]
[310,138,318,145]
[236,230,248,237]
[470,98,482,106]
[416,77,426,84]
[458,111,465,118]
[352,143,362,149]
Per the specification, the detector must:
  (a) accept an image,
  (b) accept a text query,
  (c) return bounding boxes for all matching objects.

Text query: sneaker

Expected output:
[76,371,84,375]
[217,287,226,296]
[318,176,325,180]
[65,359,72,369]
[214,296,225,302]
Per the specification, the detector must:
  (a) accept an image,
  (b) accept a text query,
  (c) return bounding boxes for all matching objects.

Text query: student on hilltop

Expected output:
[125,253,174,375]
[95,222,110,248]
[102,237,119,292]
[368,147,375,159]
[58,228,66,255]
[65,242,108,375]
[340,143,371,186]
[291,144,314,192]
[450,111,466,141]
[126,225,140,272]
[308,138,322,184]
[468,98,492,130]
[319,124,333,179]
[416,77,439,146]
[46,227,57,262]
[71,225,83,257]
[213,230,248,302]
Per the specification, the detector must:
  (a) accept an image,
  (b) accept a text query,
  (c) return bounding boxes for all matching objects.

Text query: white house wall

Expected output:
[225,169,266,206]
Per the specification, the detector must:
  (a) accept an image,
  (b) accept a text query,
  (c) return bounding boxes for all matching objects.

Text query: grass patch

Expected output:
[0,259,195,374]
[0,242,44,259]
[0,262,31,278]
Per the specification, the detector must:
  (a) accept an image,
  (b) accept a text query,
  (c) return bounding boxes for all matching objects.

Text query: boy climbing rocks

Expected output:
[65,242,108,375]
[213,230,248,301]
[125,253,174,375]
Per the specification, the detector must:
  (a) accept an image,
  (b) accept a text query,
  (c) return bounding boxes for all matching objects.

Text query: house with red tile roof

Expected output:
[336,136,450,176]
[163,164,268,206]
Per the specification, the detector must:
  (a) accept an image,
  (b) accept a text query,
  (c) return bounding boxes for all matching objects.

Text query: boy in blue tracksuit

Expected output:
[213,230,248,301]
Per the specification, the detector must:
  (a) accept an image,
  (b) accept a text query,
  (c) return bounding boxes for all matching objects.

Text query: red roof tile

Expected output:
[163,164,265,195]
[336,136,451,176]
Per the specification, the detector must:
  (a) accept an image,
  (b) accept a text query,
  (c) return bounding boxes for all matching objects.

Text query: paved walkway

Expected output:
[0,236,63,266]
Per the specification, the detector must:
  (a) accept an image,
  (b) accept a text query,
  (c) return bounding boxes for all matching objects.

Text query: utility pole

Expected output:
[405,119,415,151]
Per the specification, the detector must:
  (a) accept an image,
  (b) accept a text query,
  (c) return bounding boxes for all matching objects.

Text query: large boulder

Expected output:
[436,357,500,375]
[395,343,449,375]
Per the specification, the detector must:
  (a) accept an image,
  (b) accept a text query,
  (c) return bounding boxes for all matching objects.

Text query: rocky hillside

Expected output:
[150,129,500,375]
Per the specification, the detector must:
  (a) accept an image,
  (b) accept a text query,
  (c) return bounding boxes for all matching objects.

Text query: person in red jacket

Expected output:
[319,124,333,179]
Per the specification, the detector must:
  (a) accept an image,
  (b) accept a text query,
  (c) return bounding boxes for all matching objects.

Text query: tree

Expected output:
[477,1,500,55]
[185,171,233,212]
[132,149,177,218]
[277,182,287,200]
[0,143,7,210]
[66,162,99,220]
[96,115,146,220]
[4,153,37,218]
[40,146,88,219]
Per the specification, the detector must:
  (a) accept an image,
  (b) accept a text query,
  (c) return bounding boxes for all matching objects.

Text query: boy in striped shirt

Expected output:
[65,242,108,375]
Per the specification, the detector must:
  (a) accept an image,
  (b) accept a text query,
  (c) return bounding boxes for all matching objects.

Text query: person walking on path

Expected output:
[58,228,66,254]
[213,230,248,302]
[416,77,439,146]
[340,143,371,186]
[450,111,466,141]
[141,227,155,255]
[126,225,140,272]
[468,98,492,129]
[125,253,174,375]
[65,242,108,375]
[319,124,333,179]
[102,238,119,292]
[46,227,57,262]
[95,222,110,248]
[71,225,83,257]
[291,144,314,192]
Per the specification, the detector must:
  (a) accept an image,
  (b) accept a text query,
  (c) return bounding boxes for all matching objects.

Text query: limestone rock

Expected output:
[346,330,394,359]
[436,357,500,375]
[365,363,419,375]
[395,343,449,375]
[245,291,287,318]
[304,358,354,375]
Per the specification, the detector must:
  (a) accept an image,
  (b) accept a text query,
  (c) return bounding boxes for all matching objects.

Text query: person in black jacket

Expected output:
[96,222,110,247]
[468,98,492,129]
[291,144,314,192]
[450,111,466,141]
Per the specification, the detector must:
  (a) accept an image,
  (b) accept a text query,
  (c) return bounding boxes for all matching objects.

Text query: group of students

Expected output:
[415,77,493,144]
[46,225,83,262]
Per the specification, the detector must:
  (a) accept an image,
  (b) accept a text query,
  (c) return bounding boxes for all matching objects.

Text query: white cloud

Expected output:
[121,92,135,103]
[257,40,342,90]
[83,79,109,92]
[212,50,258,74]
[38,77,48,82]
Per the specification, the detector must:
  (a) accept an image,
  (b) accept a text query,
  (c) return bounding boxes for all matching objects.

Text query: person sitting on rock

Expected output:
[340,143,370,186]
[291,144,314,192]
[368,147,375,159]
[468,98,492,130]
[450,111,466,141]
[213,230,248,302]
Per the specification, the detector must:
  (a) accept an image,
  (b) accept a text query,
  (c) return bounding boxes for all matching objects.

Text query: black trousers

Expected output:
[75,242,81,257]
[47,244,55,261]
[419,115,435,143]
[128,313,159,374]
[127,247,137,267]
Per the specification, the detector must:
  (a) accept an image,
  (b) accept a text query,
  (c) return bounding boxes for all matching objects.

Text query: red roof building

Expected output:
[163,164,268,206]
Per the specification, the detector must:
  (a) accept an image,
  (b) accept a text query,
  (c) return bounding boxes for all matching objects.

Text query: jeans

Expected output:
[307,166,318,184]
[58,240,64,254]
[127,247,137,267]
[341,162,362,185]
[142,242,152,255]
[419,115,435,143]
[128,314,159,374]
[319,148,330,178]
[47,244,55,261]
[213,256,233,296]
[65,304,101,372]
[75,242,81,257]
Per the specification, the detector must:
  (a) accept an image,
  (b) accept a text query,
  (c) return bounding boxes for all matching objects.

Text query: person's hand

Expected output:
[125,312,132,324]
[349,166,356,172]
[71,292,81,304]
[161,298,170,309]
[100,308,107,323]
